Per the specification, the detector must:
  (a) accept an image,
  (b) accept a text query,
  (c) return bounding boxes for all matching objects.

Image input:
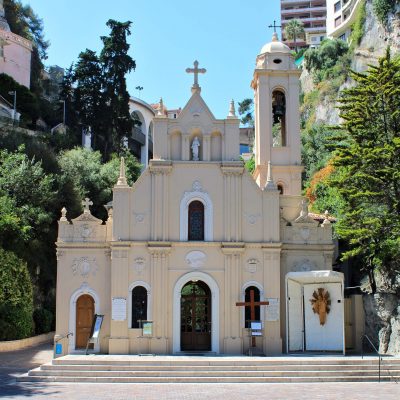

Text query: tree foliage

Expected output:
[238,98,254,127]
[99,20,136,158]
[0,249,33,340]
[58,147,141,220]
[373,0,397,24]
[328,49,400,281]
[283,19,305,52]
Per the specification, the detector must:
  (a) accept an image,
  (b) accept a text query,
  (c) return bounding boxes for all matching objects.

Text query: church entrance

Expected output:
[180,280,211,351]
[75,294,94,349]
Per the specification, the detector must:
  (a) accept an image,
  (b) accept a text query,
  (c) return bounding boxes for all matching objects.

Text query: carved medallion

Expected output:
[80,224,93,240]
[71,257,98,278]
[134,257,145,274]
[185,250,206,269]
[245,259,258,274]
[244,213,261,225]
[310,288,331,326]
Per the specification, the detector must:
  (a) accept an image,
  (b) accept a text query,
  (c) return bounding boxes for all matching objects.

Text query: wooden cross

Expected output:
[186,60,206,88]
[268,20,282,33]
[236,290,269,347]
[82,197,93,213]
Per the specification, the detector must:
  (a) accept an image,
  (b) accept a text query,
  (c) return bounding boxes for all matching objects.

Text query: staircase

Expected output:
[18,355,400,383]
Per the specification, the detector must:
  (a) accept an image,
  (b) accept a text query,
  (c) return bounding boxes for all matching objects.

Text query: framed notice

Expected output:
[112,297,127,321]
[142,321,153,336]
[265,298,280,321]
[250,321,263,336]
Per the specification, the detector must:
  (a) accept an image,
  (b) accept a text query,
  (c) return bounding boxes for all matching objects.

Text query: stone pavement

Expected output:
[0,343,399,399]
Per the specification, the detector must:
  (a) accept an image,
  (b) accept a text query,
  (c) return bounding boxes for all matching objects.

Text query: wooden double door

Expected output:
[76,294,94,349]
[181,280,211,351]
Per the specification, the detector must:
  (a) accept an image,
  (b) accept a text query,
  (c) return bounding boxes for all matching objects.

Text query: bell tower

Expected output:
[252,33,303,195]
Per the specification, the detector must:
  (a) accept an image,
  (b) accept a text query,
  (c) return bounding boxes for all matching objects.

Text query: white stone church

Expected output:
[55,33,346,356]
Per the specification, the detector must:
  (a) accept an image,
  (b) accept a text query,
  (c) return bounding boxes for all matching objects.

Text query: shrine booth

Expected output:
[286,271,345,354]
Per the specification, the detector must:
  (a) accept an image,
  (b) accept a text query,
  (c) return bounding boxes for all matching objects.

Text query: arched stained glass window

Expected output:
[131,286,147,328]
[188,200,204,241]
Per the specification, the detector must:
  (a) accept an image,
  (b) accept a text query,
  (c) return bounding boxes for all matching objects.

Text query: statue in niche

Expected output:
[191,136,200,161]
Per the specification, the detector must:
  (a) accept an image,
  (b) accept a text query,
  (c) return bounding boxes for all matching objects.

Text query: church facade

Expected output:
[55,34,344,356]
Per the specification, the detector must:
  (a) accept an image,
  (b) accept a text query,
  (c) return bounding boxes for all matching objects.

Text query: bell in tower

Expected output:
[251,33,303,195]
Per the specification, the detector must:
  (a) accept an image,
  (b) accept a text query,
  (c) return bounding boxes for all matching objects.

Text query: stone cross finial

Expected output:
[265,161,276,190]
[117,157,128,186]
[82,198,93,214]
[157,97,164,116]
[60,207,68,221]
[228,99,237,118]
[186,60,206,93]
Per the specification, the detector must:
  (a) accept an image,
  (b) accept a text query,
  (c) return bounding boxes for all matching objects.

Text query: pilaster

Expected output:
[262,247,283,355]
[109,245,130,354]
[149,161,172,241]
[221,163,244,242]
[148,244,171,354]
[222,244,245,354]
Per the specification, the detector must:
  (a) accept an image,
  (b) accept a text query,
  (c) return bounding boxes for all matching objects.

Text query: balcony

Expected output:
[282,16,326,24]
[282,6,326,15]
[281,0,324,4]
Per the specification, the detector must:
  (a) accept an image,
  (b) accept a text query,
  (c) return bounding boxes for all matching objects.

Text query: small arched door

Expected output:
[181,280,211,351]
[76,294,94,349]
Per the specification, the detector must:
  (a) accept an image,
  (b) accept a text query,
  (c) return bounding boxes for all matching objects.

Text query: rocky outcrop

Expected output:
[363,270,400,355]
[352,1,400,72]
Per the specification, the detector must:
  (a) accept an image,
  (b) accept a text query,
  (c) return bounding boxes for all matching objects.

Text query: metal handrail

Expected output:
[361,334,382,382]
[55,332,73,343]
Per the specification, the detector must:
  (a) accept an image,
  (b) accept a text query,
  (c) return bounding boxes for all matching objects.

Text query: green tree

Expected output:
[73,49,104,150]
[100,19,136,159]
[238,98,254,127]
[58,147,141,220]
[284,19,305,53]
[0,249,34,340]
[328,49,400,285]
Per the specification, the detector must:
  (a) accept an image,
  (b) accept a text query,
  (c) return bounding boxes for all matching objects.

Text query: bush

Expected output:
[33,308,54,334]
[0,249,33,340]
[373,0,397,24]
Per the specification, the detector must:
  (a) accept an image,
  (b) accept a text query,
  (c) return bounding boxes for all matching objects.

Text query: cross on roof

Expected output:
[186,60,206,89]
[268,20,282,33]
[236,289,269,347]
[82,197,93,213]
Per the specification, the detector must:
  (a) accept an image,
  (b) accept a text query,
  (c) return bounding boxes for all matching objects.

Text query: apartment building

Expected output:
[326,0,363,40]
[281,0,327,49]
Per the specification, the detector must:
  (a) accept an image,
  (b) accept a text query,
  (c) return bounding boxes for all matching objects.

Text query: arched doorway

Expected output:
[75,294,94,349]
[180,280,211,351]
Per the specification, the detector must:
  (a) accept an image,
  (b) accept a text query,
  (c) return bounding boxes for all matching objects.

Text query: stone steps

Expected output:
[18,356,400,384]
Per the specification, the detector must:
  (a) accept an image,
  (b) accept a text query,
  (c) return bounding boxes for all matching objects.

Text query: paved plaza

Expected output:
[0,343,399,399]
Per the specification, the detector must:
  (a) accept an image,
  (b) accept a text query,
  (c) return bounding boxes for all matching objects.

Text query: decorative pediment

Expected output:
[178,93,216,125]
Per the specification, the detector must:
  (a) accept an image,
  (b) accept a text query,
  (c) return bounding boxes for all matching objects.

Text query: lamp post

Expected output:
[135,86,143,99]
[8,90,16,122]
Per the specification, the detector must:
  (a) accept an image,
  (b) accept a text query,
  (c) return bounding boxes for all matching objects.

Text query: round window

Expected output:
[273,59,282,64]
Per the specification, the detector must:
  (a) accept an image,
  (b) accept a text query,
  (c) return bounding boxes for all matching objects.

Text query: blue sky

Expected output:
[27,0,281,118]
